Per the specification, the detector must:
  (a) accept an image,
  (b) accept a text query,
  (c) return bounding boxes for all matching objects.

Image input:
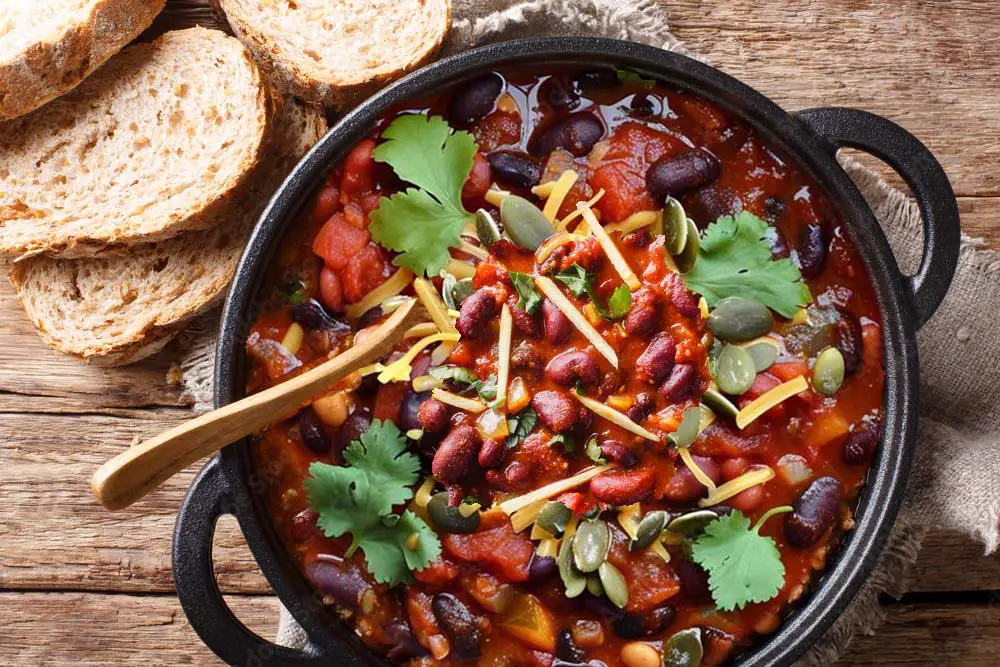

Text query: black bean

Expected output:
[629,93,656,117]
[400,390,430,432]
[298,409,330,454]
[843,425,880,464]
[786,476,843,547]
[448,73,503,125]
[763,196,786,223]
[304,557,369,610]
[486,150,542,189]
[293,299,350,332]
[336,408,371,453]
[674,555,711,601]
[528,555,558,581]
[769,226,791,259]
[557,629,586,663]
[796,223,827,278]
[683,184,743,226]
[356,306,384,330]
[613,604,677,639]
[544,77,581,110]
[646,150,721,202]
[432,593,484,658]
[835,309,864,374]
[574,68,617,90]
[530,112,605,157]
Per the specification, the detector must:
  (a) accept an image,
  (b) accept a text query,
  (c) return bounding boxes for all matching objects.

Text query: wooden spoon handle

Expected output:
[92,300,426,510]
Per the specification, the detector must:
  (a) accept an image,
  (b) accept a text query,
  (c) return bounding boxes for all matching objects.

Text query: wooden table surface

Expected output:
[2,1,998,665]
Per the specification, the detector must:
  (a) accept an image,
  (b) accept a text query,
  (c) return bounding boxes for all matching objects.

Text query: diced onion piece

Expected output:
[791,308,810,325]
[603,210,660,235]
[357,363,385,377]
[414,276,459,364]
[535,276,618,368]
[460,240,489,260]
[507,376,531,414]
[573,392,660,442]
[476,409,509,439]
[699,466,775,508]
[412,375,443,393]
[537,538,560,559]
[557,189,605,231]
[531,180,557,199]
[577,203,641,291]
[406,429,425,440]
[542,170,579,223]
[510,499,548,533]
[485,187,510,206]
[447,258,477,279]
[280,323,304,355]
[735,376,809,429]
[499,465,614,516]
[381,295,414,314]
[496,304,513,405]
[777,454,814,486]
[677,446,717,493]
[618,503,642,540]
[378,333,460,383]
[651,209,665,237]
[405,322,439,339]
[431,388,488,413]
[345,269,415,319]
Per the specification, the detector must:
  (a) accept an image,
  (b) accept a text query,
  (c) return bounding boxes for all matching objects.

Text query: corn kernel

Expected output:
[280,323,304,355]
[606,395,632,411]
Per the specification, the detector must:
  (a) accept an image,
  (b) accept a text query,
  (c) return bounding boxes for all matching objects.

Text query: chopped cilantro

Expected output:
[279,279,308,305]
[682,212,812,318]
[430,366,496,402]
[608,285,631,319]
[584,435,606,464]
[690,506,792,611]
[369,114,478,276]
[506,407,537,449]
[509,271,543,314]
[473,373,498,402]
[555,263,612,319]
[304,420,441,586]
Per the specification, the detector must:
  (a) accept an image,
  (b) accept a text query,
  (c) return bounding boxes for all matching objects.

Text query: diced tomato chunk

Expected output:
[341,139,376,198]
[442,512,534,583]
[770,359,809,382]
[412,558,460,587]
[341,244,393,304]
[556,492,595,516]
[606,527,680,613]
[319,266,345,313]
[462,152,492,207]
[373,381,408,423]
[312,213,371,270]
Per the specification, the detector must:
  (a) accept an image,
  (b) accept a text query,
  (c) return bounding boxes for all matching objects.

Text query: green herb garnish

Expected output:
[510,271,543,314]
[430,367,497,402]
[584,435,606,464]
[506,407,538,449]
[279,279,308,305]
[608,285,632,319]
[555,263,615,319]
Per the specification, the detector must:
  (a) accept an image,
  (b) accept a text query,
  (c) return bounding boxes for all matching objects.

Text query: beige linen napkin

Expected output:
[176,1,1000,663]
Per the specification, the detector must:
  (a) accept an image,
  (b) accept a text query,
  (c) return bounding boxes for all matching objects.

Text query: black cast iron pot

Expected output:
[173,37,961,667]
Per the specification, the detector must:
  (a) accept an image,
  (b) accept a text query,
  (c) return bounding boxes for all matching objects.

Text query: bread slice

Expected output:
[0,0,166,121]
[215,0,451,108]
[0,26,274,258]
[9,98,327,366]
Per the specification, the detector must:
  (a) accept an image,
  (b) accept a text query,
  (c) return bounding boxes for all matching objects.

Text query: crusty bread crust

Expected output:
[0,0,166,121]
[215,0,451,108]
[9,97,327,366]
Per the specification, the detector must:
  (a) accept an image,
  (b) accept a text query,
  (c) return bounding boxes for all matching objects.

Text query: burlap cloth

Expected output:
[176,1,1000,663]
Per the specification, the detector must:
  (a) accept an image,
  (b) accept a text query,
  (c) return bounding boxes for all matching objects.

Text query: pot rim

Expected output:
[210,36,920,667]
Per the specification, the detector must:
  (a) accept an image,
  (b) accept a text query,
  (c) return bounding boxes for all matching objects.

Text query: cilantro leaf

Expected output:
[369,114,477,276]
[473,373,498,402]
[555,263,611,319]
[690,507,792,611]
[304,420,441,586]
[608,285,631,319]
[584,435,607,464]
[429,366,497,402]
[509,271,543,313]
[682,212,812,318]
[506,407,537,449]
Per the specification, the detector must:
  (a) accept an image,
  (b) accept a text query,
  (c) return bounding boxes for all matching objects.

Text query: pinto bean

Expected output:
[478,438,506,469]
[456,290,497,340]
[635,333,677,384]
[305,557,369,610]
[835,309,864,374]
[785,476,843,547]
[546,350,600,387]
[531,390,578,432]
[542,298,571,344]
[433,425,482,484]
[448,73,503,125]
[659,363,698,402]
[418,398,450,433]
[530,112,605,157]
[432,593,485,659]
[797,223,827,278]
[600,440,638,468]
[624,287,660,337]
[507,294,541,338]
[843,425,880,464]
[589,467,656,505]
[487,150,542,189]
[646,149,721,201]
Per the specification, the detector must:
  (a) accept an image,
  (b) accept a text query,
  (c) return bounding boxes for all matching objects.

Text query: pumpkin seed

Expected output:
[500,195,555,250]
[441,272,459,309]
[427,492,481,534]
[708,297,773,342]
[475,208,502,247]
[631,510,670,552]
[586,575,605,597]
[664,196,688,256]
[598,561,629,609]
[675,218,700,273]
[813,346,845,396]
[666,405,701,449]
[715,344,756,395]
[701,387,739,420]
[558,536,587,598]
[743,338,780,372]
[450,277,476,307]
[663,628,703,667]
[536,501,572,537]
[573,519,611,573]
[666,510,718,538]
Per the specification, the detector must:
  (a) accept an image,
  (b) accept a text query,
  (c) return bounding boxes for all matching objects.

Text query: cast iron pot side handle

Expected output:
[173,458,327,666]
[795,107,961,329]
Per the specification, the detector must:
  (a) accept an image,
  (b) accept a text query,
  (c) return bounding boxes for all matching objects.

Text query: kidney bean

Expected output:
[530,112,605,157]
[622,228,652,249]
[418,398,450,433]
[589,467,656,505]
[796,223,827,278]
[528,555,558,582]
[613,604,676,639]
[659,363,698,402]
[432,593,484,659]
[666,272,700,318]
[600,440,638,468]
[511,340,544,370]
[305,557,369,610]
[635,333,678,384]
[507,294,541,338]
[433,425,482,484]
[290,509,319,542]
[336,408,371,453]
[448,73,503,125]
[599,370,621,397]
[728,484,765,513]
[835,309,864,374]
[400,390,430,432]
[785,476,843,547]
[505,461,533,489]
[478,438,506,469]
[298,408,331,454]
[557,629,586,663]
[532,390,578,432]
[646,149,720,201]
[702,626,737,666]
[684,184,742,226]
[384,620,429,662]
[673,555,711,600]
[357,305,383,330]
[574,406,593,435]
[542,298,571,344]
[625,392,655,422]
[546,350,600,387]
[487,150,542,189]
[843,425,880,464]
[662,455,721,502]
[456,290,497,339]
[624,287,660,337]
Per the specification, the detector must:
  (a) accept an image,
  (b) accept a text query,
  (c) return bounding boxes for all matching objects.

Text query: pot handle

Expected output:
[173,457,327,666]
[794,107,961,328]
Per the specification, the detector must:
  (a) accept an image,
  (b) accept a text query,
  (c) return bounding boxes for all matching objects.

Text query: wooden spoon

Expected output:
[92,298,428,510]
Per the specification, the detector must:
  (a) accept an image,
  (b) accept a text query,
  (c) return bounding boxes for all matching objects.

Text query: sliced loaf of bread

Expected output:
[10,98,327,366]
[214,0,451,108]
[0,0,166,121]
[0,26,274,258]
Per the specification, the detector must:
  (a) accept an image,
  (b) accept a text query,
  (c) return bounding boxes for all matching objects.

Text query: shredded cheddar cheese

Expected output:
[484,187,510,207]
[345,269,415,319]
[510,499,548,533]
[498,465,613,515]
[603,210,660,235]
[430,388,488,413]
[404,322,439,339]
[573,392,660,442]
[699,466,775,508]
[413,277,459,364]
[557,188,605,231]
[446,258,477,279]
[577,203,642,291]
[377,333,460,383]
[496,304,513,406]
[736,376,809,429]
[535,276,618,368]
[542,170,579,222]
